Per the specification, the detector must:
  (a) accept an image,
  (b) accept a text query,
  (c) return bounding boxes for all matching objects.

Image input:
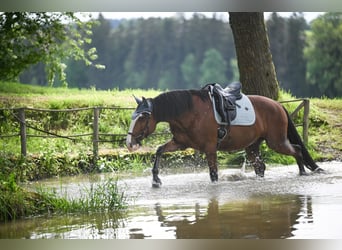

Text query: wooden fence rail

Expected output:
[0,106,134,158]
[0,99,309,158]
[280,98,310,145]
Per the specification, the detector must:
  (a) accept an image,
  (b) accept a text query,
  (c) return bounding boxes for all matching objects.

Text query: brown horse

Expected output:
[126,87,322,187]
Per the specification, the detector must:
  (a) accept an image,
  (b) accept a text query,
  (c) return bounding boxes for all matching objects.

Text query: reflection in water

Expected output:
[0,194,309,239]
[1,161,342,239]
[296,196,314,224]
[0,212,126,239]
[144,194,305,239]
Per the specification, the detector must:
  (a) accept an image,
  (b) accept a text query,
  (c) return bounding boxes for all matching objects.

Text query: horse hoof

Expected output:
[210,171,218,182]
[255,173,264,178]
[152,180,162,188]
[300,171,308,176]
[314,168,325,173]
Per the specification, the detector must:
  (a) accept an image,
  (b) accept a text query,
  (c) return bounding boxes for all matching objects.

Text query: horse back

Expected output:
[247,95,289,138]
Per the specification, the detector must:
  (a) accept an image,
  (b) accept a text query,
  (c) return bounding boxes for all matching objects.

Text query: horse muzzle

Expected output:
[126,133,140,152]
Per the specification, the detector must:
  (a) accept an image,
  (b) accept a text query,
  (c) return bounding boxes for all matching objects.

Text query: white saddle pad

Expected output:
[212,94,256,126]
[231,94,255,126]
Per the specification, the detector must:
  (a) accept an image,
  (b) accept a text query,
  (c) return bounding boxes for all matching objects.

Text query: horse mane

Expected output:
[151,89,209,122]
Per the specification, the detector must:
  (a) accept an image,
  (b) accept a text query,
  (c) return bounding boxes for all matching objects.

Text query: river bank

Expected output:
[0,82,341,222]
[1,82,341,182]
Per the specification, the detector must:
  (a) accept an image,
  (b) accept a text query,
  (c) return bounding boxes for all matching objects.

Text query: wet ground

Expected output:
[1,161,342,239]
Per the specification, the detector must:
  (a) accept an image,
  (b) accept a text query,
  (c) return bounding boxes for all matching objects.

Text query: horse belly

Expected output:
[219,125,260,152]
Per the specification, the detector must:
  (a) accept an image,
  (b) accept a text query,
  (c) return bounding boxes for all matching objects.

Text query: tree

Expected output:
[16,14,236,90]
[267,12,309,97]
[266,13,288,84]
[305,13,342,97]
[181,53,198,88]
[82,13,113,89]
[229,12,279,100]
[0,12,101,86]
[199,48,227,84]
[285,13,308,97]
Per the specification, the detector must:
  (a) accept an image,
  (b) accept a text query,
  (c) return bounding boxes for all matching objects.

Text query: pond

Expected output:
[0,162,342,239]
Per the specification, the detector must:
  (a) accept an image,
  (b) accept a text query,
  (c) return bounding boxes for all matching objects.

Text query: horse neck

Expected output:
[151,90,200,123]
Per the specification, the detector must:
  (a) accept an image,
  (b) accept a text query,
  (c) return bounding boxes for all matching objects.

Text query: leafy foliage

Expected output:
[181,53,198,88]
[266,12,309,97]
[304,13,342,97]
[0,12,103,87]
[267,12,342,98]
[199,48,228,84]
[21,13,235,90]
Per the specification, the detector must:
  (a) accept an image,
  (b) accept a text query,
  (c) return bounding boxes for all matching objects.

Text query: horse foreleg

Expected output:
[206,152,218,182]
[152,146,164,187]
[152,139,185,188]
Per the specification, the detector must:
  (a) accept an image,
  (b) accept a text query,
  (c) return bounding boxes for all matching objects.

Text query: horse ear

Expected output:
[133,95,142,105]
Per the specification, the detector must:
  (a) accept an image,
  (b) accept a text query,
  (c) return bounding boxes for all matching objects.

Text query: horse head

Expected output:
[126,96,155,152]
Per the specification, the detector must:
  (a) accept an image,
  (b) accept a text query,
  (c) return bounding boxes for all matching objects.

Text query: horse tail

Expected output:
[283,107,320,171]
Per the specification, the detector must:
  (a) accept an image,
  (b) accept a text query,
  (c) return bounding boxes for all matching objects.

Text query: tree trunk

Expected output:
[229,12,279,100]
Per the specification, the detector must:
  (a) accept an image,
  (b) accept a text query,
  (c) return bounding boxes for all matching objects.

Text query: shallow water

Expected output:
[1,162,342,239]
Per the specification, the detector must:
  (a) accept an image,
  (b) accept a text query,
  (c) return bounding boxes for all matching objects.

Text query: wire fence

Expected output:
[0,106,135,157]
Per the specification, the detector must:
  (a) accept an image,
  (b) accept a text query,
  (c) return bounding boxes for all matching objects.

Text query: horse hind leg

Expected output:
[291,144,307,175]
[267,139,306,176]
[245,139,266,177]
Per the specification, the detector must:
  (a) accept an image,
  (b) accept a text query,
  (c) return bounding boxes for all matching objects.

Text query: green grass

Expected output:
[0,81,161,108]
[0,83,163,147]
[1,81,341,181]
[0,81,165,165]
[0,173,127,222]
[1,82,340,225]
[35,177,127,214]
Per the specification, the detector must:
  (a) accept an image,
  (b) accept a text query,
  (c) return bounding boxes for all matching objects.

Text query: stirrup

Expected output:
[218,126,227,139]
[217,126,227,148]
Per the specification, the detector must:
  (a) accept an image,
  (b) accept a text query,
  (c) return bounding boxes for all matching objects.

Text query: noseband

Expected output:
[127,97,153,146]
[127,112,151,143]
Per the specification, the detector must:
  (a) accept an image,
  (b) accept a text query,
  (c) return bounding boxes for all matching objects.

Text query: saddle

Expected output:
[203,82,243,126]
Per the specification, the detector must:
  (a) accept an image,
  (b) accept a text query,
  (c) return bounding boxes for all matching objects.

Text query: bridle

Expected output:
[127,111,151,144]
[127,96,153,148]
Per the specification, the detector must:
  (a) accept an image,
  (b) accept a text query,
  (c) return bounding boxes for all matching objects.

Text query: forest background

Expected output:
[17,12,342,98]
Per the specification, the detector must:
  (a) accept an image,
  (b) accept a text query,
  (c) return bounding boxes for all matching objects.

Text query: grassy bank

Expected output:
[0,81,160,108]
[0,174,126,221]
[1,81,341,221]
[1,81,341,181]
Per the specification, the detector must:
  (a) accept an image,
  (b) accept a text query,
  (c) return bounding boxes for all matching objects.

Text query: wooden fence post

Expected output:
[303,99,310,145]
[18,108,27,156]
[93,107,99,161]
